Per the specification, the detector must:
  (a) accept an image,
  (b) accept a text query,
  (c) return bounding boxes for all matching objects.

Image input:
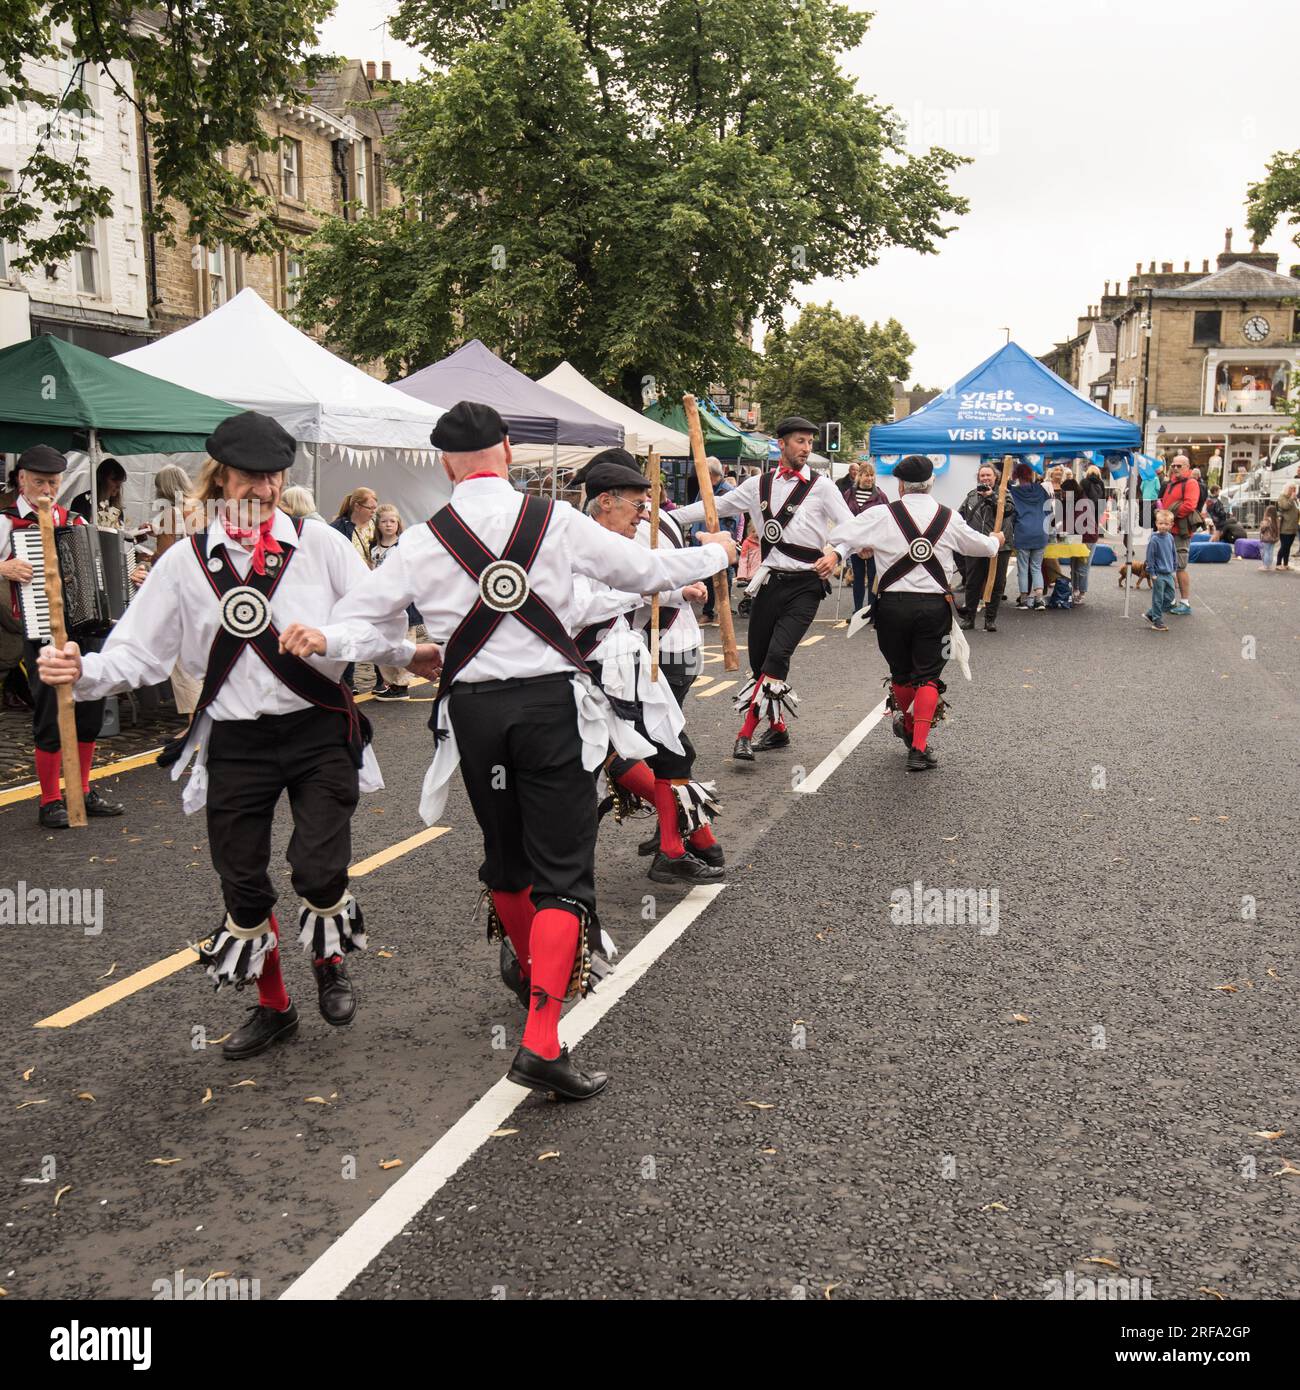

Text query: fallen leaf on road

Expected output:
[981,1202,1008,1212]
[148,1158,181,1166]
[1211,984,1238,993]
[54,1184,71,1207]
[16,1099,48,1109]
[942,834,959,841]
[1250,1130,1285,1141]
[75,1092,94,1102]
[761,1147,777,1155]
[537,1151,560,1162]
[1197,1286,1225,1300]
[1266,968,1280,979]
[1216,816,1229,822]
[1272,1161,1300,1177]
[744,1101,775,1109]
[1188,815,1200,823]
[209,1034,231,1045]
[21,1066,34,1081]
[200,1271,232,1287]
[1011,1014,1031,1024]
[304,1096,329,1105]
[1082,1257,1120,1269]
[229,1079,256,1088]
[377,950,394,958]
[379,1159,402,1170]
[823,1283,840,1300]
[329,1092,338,1099]
[489,1128,518,1138]
[200,1089,212,1105]
[97,963,117,979]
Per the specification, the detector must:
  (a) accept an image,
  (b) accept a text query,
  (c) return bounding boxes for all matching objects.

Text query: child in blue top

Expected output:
[1144,509,1177,631]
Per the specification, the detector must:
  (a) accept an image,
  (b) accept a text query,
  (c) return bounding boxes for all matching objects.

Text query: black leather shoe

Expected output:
[906,746,938,771]
[638,830,660,857]
[507,1044,608,1101]
[499,938,531,1008]
[85,788,124,817]
[892,712,910,743]
[752,727,790,752]
[222,1002,299,1060]
[313,958,357,1025]
[689,841,725,869]
[647,849,725,884]
[732,736,755,762]
[984,617,998,632]
[957,615,975,630]
[38,799,69,829]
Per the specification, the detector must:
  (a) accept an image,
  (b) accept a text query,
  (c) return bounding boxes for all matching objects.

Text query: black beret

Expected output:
[774,415,818,438]
[571,450,650,500]
[16,444,68,475]
[206,411,296,474]
[893,454,934,483]
[430,400,509,453]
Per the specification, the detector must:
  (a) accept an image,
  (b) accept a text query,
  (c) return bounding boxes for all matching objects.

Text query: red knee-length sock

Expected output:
[652,779,686,858]
[77,741,94,793]
[34,748,62,804]
[615,761,656,804]
[688,823,717,851]
[738,681,763,739]
[520,907,580,1060]
[257,912,291,1012]
[911,685,939,751]
[491,887,536,972]
[891,682,916,735]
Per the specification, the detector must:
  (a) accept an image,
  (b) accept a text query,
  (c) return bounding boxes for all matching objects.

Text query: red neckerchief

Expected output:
[463,470,501,482]
[778,465,805,481]
[222,514,283,576]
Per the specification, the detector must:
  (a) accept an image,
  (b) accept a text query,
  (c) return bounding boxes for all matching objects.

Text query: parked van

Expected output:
[1222,440,1300,507]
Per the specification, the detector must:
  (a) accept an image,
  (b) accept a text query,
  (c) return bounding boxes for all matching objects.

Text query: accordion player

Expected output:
[0,445,125,828]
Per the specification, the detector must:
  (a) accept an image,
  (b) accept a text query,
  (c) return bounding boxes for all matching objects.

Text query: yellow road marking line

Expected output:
[0,747,164,808]
[693,675,714,686]
[34,825,450,1028]
[700,653,725,665]
[799,635,825,647]
[695,680,736,698]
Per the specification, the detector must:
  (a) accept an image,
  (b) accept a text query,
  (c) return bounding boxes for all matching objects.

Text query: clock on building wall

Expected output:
[1243,315,1270,342]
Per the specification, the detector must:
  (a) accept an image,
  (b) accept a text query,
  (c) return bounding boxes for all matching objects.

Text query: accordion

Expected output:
[12,525,136,642]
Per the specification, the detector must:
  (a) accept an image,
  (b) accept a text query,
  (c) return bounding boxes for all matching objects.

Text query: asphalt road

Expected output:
[2,559,1297,1301]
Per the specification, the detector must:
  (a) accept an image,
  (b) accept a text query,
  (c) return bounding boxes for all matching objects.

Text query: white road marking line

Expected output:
[794,700,889,796]
[695,680,736,698]
[280,883,727,1301]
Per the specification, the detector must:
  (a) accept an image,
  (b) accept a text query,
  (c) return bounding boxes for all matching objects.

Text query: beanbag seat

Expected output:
[1091,544,1116,565]
[1234,538,1261,560]
[1189,541,1231,563]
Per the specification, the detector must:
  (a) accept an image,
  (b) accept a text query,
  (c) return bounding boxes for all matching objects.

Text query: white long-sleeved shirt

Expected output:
[321,476,730,678]
[629,511,703,656]
[73,509,403,719]
[673,466,855,568]
[831,493,998,595]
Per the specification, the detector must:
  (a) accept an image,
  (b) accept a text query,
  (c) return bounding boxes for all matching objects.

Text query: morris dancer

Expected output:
[287,402,735,1100]
[831,455,1000,771]
[38,413,401,1059]
[671,416,853,760]
[0,445,123,827]
[571,450,724,885]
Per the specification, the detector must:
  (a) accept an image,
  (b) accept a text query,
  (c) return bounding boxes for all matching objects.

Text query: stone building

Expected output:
[145,59,404,345]
[0,29,152,352]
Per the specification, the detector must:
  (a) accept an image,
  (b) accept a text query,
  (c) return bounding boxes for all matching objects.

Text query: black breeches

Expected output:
[747,571,824,681]
[873,592,952,686]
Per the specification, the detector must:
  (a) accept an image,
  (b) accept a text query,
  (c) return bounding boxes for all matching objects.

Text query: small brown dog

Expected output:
[1116,560,1152,589]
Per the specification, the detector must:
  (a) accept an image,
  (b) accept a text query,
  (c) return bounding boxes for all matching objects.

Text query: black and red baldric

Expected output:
[758,470,821,566]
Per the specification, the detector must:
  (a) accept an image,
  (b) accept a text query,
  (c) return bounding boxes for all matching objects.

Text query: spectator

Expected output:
[1068,464,1108,603]
[1276,484,1299,569]
[694,457,737,624]
[280,485,325,522]
[1158,454,1201,614]
[842,460,887,614]
[1191,467,1208,511]
[331,487,378,689]
[1143,509,1177,631]
[736,518,761,616]
[1009,462,1053,610]
[1258,502,1280,572]
[1139,464,1162,530]
[71,457,128,527]
[958,463,1011,631]
[367,503,421,699]
[1206,485,1246,548]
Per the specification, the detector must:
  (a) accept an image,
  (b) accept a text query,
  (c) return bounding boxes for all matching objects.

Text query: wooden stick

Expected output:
[682,394,739,671]
[648,449,661,682]
[37,498,86,828]
[981,455,1014,604]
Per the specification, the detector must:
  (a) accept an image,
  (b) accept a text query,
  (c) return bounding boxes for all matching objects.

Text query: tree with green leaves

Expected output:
[758,306,913,452]
[1246,154,1300,434]
[295,0,967,397]
[0,1,334,269]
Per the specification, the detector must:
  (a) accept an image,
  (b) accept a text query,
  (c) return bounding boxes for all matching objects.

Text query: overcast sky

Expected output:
[319,0,1300,389]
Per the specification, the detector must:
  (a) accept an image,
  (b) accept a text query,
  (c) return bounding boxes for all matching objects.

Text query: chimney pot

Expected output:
[1183,260,1189,272]
[381,61,392,82]
[1135,261,1141,273]
[1104,280,1110,295]
[1202,259,1209,272]
[1224,227,1233,252]
[1148,260,1156,273]
[366,60,377,80]
[1161,262,1173,273]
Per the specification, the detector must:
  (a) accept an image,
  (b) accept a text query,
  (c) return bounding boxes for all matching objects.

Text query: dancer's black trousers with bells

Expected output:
[874,592,952,685]
[747,570,824,680]
[449,672,596,914]
[205,707,358,930]
[24,636,105,751]
[958,551,1011,622]
[648,658,697,781]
